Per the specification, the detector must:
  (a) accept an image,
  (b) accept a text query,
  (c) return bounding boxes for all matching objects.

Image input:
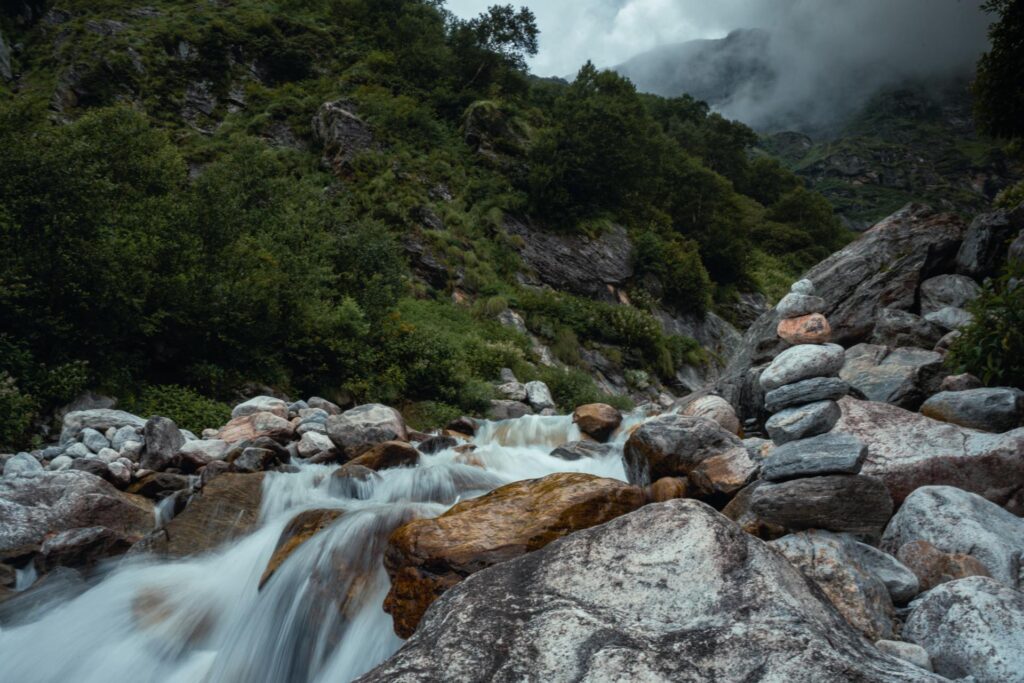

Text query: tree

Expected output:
[974,0,1024,139]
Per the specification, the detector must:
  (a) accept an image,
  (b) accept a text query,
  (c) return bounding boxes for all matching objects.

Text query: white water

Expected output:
[0,414,640,683]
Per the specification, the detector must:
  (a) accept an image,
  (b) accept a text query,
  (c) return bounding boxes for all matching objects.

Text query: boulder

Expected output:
[869,308,944,349]
[759,343,845,392]
[688,447,759,499]
[0,471,153,555]
[895,540,992,592]
[178,438,229,464]
[777,313,831,344]
[881,486,1024,589]
[903,576,1024,683]
[329,464,381,499]
[677,394,741,435]
[623,414,747,484]
[776,293,826,318]
[218,412,295,444]
[259,508,345,588]
[417,435,458,455]
[770,530,895,640]
[572,403,622,441]
[920,387,1024,433]
[59,409,146,445]
[721,481,787,540]
[307,396,342,415]
[645,477,689,502]
[230,447,278,473]
[126,472,191,500]
[486,400,532,420]
[231,395,289,419]
[325,404,408,459]
[765,399,841,445]
[840,344,943,410]
[446,416,477,437]
[549,440,616,461]
[360,500,941,682]
[761,432,867,482]
[341,440,419,473]
[382,472,645,638]
[764,376,849,413]
[833,397,1024,505]
[3,453,42,477]
[131,473,264,557]
[956,205,1024,278]
[140,417,185,471]
[750,475,894,538]
[80,428,109,453]
[939,373,983,392]
[36,526,136,573]
[495,382,527,402]
[923,305,973,331]
[523,381,554,411]
[844,540,920,604]
[919,274,981,315]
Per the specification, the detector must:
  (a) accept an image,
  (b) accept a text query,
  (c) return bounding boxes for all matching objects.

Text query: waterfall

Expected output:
[0,412,640,682]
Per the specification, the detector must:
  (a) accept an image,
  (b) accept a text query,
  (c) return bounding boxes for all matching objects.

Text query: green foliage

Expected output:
[995,180,1024,209]
[122,385,232,434]
[947,263,1024,387]
[535,367,633,413]
[0,373,37,451]
[974,0,1024,139]
[631,230,712,315]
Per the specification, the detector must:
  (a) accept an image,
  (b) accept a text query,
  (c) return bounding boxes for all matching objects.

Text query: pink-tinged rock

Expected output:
[833,397,1024,506]
[216,411,294,444]
[777,314,832,345]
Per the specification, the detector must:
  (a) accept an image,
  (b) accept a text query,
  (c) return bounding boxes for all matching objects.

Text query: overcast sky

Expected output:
[444,0,992,79]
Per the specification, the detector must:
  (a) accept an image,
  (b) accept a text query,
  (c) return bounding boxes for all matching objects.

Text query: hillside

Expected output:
[0,0,849,449]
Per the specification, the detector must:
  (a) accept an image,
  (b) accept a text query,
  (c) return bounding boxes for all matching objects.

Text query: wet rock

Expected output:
[956,205,1024,278]
[677,394,741,435]
[416,435,458,455]
[623,414,747,484]
[60,409,146,445]
[132,473,264,557]
[523,381,554,411]
[939,373,982,392]
[761,432,867,482]
[869,308,944,349]
[341,440,419,473]
[903,576,1024,682]
[775,293,826,318]
[919,274,981,315]
[764,376,849,413]
[487,400,532,420]
[361,500,941,682]
[759,343,845,392]
[259,509,345,588]
[777,313,831,344]
[750,475,893,538]
[140,417,185,471]
[834,397,1024,505]
[920,387,1024,433]
[881,486,1024,589]
[382,472,645,638]
[36,526,136,573]
[3,453,42,476]
[572,403,622,441]
[874,641,932,672]
[231,395,289,420]
[771,530,895,640]
[549,440,615,461]
[840,344,943,410]
[126,472,191,500]
[326,404,408,459]
[445,416,477,437]
[765,399,841,445]
[894,540,992,592]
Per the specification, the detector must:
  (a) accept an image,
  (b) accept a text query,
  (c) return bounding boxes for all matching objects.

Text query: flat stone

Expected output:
[750,474,894,538]
[759,343,845,392]
[766,400,841,445]
[762,432,867,482]
[764,376,850,413]
[777,313,831,344]
[776,292,826,318]
[920,388,1024,433]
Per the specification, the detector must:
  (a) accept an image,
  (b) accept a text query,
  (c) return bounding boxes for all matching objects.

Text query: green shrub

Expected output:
[537,367,633,413]
[0,373,37,450]
[123,385,232,434]
[995,180,1024,209]
[947,263,1024,387]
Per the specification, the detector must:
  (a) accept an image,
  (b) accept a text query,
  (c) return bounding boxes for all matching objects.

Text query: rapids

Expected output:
[0,413,649,683]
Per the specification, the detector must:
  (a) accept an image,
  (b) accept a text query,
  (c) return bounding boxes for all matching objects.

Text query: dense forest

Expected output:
[0,0,901,448]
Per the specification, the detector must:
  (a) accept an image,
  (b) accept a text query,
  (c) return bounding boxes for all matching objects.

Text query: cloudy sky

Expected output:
[444,0,992,79]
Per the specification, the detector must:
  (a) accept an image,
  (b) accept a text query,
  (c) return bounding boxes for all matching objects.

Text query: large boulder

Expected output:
[956,205,1024,278]
[623,414,747,484]
[217,412,295,444]
[326,404,408,459]
[903,576,1024,683]
[919,274,981,316]
[572,403,622,441]
[231,395,288,420]
[833,397,1024,506]
[750,475,893,538]
[3,452,43,476]
[881,486,1024,589]
[920,387,1024,433]
[839,344,943,410]
[677,394,741,435]
[382,472,645,638]
[359,500,941,682]
[140,416,185,471]
[0,471,153,555]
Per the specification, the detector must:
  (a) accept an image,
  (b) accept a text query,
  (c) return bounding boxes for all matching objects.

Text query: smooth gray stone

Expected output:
[776,292,826,318]
[919,274,981,316]
[921,388,1024,433]
[760,343,845,392]
[923,306,973,331]
[750,474,894,538]
[3,452,43,476]
[846,539,920,604]
[63,442,91,459]
[80,428,109,454]
[524,381,554,411]
[762,432,866,482]
[766,400,841,445]
[790,278,815,295]
[765,377,850,413]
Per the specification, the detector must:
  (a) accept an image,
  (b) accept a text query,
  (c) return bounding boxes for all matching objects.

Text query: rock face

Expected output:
[765,399,841,445]
[750,475,893,538]
[759,343,845,392]
[360,500,941,682]
[956,205,1024,278]
[382,472,644,638]
[770,530,895,640]
[903,576,1024,683]
[920,388,1024,433]
[881,486,1024,589]
[834,397,1024,506]
[840,344,943,410]
[0,471,153,555]
[761,432,867,482]
[313,100,376,173]
[326,404,408,459]
[623,414,747,484]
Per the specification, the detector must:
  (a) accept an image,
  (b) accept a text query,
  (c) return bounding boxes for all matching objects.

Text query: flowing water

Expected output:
[0,412,652,683]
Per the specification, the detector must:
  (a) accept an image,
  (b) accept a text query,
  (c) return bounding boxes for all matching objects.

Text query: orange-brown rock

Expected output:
[259,509,345,588]
[216,412,294,443]
[896,540,992,592]
[572,403,623,441]
[383,472,645,638]
[689,448,759,500]
[778,313,832,345]
[343,440,419,472]
[645,477,688,503]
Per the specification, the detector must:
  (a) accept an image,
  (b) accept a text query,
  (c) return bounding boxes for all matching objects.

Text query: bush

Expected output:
[0,373,37,450]
[122,385,232,434]
[536,367,633,413]
[947,263,1024,387]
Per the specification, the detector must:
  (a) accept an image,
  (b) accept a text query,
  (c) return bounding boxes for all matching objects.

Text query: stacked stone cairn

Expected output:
[749,279,894,539]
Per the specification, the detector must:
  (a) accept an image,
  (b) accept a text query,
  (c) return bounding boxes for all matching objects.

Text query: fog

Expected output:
[445,0,992,131]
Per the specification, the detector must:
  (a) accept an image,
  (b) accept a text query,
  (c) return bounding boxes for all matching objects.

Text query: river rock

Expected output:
[903,576,1024,683]
[572,403,622,441]
[329,464,381,499]
[881,486,1024,589]
[140,417,185,471]
[776,293,826,318]
[487,400,532,420]
[230,447,278,473]
[296,431,334,458]
[80,428,109,454]
[777,313,831,345]
[688,447,759,499]
[126,472,191,500]
[722,481,787,540]
[496,382,527,402]
[326,404,408,459]
[678,394,741,435]
[920,387,1024,433]
[3,453,42,477]
[750,474,893,538]
[834,397,1024,505]
[771,530,895,640]
[382,472,644,638]
[259,508,346,588]
[766,399,841,445]
[844,540,920,604]
[645,476,689,502]
[874,641,933,672]
[63,442,91,459]
[232,395,289,420]
[60,409,146,445]
[523,381,554,411]
[923,306,973,331]
[759,343,845,392]
[840,344,943,409]
[360,500,942,682]
[920,274,981,315]
[307,396,341,415]
[417,435,458,455]
[341,440,419,473]
[47,455,73,471]
[218,412,295,444]
[623,414,747,484]
[895,540,992,592]
[178,438,229,465]
[549,440,615,461]
[761,432,867,482]
[764,376,849,413]
[870,308,945,349]
[956,204,1024,278]
[0,471,153,555]
[36,526,136,573]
